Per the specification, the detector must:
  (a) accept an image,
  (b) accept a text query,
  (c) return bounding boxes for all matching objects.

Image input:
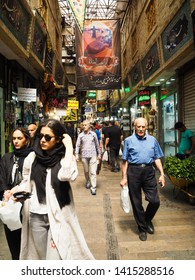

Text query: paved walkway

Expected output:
[0,162,195,260]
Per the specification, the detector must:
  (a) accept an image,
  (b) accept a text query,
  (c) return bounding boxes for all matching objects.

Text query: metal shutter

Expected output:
[183,68,195,133]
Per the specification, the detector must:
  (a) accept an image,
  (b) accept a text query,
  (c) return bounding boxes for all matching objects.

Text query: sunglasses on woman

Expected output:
[39,133,56,142]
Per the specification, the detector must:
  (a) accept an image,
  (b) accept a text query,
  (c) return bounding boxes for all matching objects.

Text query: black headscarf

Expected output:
[30,137,71,208]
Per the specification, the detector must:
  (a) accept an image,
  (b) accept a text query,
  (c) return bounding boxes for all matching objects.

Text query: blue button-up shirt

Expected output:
[122,134,164,164]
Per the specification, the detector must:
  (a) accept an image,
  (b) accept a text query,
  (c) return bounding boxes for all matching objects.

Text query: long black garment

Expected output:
[0,146,32,260]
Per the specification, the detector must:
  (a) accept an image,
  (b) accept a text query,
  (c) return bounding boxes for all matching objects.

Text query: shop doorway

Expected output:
[162,93,178,157]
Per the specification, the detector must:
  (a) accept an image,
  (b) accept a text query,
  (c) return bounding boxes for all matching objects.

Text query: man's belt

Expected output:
[128,163,153,168]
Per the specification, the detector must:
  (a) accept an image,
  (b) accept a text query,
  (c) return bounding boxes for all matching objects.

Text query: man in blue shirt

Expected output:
[120,118,165,241]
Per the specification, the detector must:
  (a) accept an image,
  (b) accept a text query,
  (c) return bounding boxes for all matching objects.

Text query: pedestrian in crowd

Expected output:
[0,127,32,259]
[27,123,37,138]
[101,121,110,167]
[78,122,84,133]
[120,117,165,241]
[101,121,109,150]
[75,120,101,195]
[92,122,102,151]
[114,120,120,127]
[65,122,75,147]
[6,119,94,260]
[105,120,123,172]
[174,122,195,159]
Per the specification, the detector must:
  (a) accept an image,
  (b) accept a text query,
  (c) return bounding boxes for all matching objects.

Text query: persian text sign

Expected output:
[17,88,37,102]
[138,90,151,106]
[68,100,79,109]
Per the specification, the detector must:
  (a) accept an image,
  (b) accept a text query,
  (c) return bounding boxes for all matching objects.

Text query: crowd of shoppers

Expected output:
[1,116,194,259]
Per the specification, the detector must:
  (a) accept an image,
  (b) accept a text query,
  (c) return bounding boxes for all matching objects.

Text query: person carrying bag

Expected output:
[0,127,32,259]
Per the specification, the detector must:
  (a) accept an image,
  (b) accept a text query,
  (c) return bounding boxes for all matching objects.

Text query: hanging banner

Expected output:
[66,0,86,31]
[76,20,121,91]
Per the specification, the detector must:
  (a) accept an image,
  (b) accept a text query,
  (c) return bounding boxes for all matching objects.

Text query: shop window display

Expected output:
[162,94,177,157]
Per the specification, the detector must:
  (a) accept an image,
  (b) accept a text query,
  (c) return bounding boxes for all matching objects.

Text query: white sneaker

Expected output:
[91,189,96,195]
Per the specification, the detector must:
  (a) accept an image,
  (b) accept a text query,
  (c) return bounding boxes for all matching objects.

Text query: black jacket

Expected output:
[0,152,15,199]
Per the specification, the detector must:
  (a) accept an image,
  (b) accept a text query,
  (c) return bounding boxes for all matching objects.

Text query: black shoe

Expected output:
[147,221,154,234]
[139,232,147,241]
[111,168,117,172]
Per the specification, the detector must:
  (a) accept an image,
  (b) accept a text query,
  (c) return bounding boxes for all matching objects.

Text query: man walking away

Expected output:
[105,120,123,172]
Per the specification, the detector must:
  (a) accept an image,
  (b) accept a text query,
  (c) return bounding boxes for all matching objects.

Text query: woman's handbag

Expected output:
[120,185,131,213]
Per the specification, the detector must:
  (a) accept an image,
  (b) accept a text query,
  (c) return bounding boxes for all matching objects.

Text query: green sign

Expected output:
[87,91,96,99]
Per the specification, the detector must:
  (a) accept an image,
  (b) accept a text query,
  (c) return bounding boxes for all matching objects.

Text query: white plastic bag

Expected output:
[0,200,22,231]
[102,150,108,161]
[120,185,131,213]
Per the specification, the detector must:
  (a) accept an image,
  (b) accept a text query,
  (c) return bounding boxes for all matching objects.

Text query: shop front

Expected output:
[128,88,158,138]
[160,76,178,157]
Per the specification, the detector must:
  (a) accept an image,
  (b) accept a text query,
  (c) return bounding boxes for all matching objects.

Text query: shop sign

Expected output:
[138,90,151,106]
[87,91,96,99]
[64,109,77,122]
[68,100,79,109]
[84,107,92,113]
[88,99,96,104]
[97,102,106,113]
[17,88,37,102]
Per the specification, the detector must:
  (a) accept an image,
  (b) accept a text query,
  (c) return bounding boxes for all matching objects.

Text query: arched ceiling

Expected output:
[59,0,129,64]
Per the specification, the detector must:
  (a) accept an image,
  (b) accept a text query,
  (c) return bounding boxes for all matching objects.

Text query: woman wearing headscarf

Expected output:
[0,127,32,259]
[7,119,94,260]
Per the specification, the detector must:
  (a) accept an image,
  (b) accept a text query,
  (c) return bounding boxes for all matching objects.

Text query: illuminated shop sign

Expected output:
[138,90,151,106]
[87,91,96,99]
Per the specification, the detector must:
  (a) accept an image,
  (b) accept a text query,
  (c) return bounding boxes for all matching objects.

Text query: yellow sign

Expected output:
[68,100,79,109]
[64,109,77,122]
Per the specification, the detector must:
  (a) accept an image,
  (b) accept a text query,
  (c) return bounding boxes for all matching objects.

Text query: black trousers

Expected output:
[109,146,120,170]
[4,224,21,260]
[127,165,160,233]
